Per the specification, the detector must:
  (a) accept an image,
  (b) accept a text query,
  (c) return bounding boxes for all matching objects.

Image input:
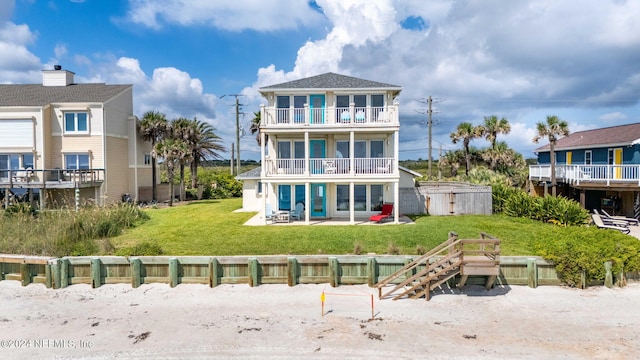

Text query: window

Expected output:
[336,95,349,108]
[336,141,349,158]
[22,154,34,168]
[585,150,592,165]
[65,154,90,169]
[370,185,384,211]
[257,181,263,195]
[354,95,366,108]
[144,153,152,165]
[64,112,88,133]
[371,94,384,107]
[277,96,290,123]
[294,141,305,159]
[278,141,291,159]
[336,185,349,211]
[336,184,381,212]
[371,140,384,158]
[354,185,366,211]
[354,141,366,158]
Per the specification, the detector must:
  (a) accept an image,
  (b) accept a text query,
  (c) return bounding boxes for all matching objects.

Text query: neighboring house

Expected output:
[242,72,402,224]
[0,66,153,208]
[529,123,640,218]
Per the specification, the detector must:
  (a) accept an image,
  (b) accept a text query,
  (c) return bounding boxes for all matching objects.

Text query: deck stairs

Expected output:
[374,232,500,301]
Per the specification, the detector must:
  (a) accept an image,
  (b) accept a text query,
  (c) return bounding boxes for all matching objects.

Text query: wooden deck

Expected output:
[0,168,104,190]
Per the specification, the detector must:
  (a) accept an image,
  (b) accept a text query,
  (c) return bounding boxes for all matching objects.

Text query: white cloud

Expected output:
[0,22,41,83]
[123,0,324,31]
[599,111,628,123]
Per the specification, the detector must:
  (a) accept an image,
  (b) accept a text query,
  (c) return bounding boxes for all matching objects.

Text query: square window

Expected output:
[64,112,89,133]
[144,153,152,165]
[65,154,90,169]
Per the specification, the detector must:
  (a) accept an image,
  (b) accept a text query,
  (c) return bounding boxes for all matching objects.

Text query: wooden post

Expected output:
[287,257,298,287]
[604,261,613,289]
[616,265,626,288]
[580,270,586,289]
[130,258,142,288]
[60,259,69,288]
[169,257,179,288]
[50,259,61,289]
[367,257,377,287]
[90,258,102,288]
[526,258,538,288]
[248,257,259,287]
[20,263,30,287]
[329,257,339,287]
[45,263,52,289]
[209,258,219,288]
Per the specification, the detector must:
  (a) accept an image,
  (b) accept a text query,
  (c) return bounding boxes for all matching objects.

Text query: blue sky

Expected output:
[2,0,640,161]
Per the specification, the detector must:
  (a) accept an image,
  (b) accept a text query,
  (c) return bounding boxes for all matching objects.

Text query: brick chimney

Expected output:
[42,65,75,86]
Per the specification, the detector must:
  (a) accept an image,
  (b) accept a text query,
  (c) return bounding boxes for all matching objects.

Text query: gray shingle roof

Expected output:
[534,122,640,152]
[259,72,401,91]
[235,166,262,180]
[0,83,132,106]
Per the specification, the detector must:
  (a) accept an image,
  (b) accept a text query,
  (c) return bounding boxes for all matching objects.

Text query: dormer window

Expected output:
[64,112,89,134]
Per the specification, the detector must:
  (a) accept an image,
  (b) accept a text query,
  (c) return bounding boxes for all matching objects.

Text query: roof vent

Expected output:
[54,65,62,71]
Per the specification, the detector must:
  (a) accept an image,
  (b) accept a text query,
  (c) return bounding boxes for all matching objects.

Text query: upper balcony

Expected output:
[261,103,399,128]
[529,164,640,187]
[264,157,396,178]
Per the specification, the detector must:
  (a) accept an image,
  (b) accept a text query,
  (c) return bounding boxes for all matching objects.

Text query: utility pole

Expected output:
[221,94,244,175]
[230,144,234,175]
[427,96,433,178]
[415,96,440,179]
[235,96,240,176]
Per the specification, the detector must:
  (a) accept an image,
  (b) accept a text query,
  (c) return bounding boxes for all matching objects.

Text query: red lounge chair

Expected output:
[370,203,393,223]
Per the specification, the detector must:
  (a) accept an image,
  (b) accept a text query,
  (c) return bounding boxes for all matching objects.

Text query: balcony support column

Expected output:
[349,131,355,175]
[349,182,355,224]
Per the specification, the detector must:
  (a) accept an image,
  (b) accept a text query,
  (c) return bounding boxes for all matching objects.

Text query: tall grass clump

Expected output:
[535,227,640,287]
[0,204,149,257]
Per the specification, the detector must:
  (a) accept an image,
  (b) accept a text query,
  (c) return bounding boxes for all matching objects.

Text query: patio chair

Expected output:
[593,209,629,227]
[591,214,630,234]
[370,203,393,223]
[265,203,276,223]
[290,202,304,221]
[600,209,640,226]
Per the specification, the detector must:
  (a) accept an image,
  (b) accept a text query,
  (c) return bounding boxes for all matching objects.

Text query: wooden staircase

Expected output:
[374,232,500,301]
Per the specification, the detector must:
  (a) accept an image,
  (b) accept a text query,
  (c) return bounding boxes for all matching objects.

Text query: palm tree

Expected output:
[532,115,570,196]
[152,138,189,207]
[187,119,226,191]
[249,111,262,145]
[450,122,482,176]
[480,115,511,149]
[138,111,168,202]
[170,117,194,201]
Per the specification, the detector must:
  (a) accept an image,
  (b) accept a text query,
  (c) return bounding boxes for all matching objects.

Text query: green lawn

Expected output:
[110,198,590,256]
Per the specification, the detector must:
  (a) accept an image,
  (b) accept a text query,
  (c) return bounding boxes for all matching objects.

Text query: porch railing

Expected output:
[529,164,640,186]
[264,104,397,126]
[264,158,395,176]
[0,168,105,187]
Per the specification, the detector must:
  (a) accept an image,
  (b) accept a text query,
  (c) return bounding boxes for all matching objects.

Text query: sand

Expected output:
[0,280,639,359]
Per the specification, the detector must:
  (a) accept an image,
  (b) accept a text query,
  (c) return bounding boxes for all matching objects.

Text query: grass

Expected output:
[109,198,598,256]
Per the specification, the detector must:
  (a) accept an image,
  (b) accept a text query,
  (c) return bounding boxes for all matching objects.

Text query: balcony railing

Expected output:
[0,168,105,187]
[529,164,640,186]
[264,158,395,176]
[263,104,398,126]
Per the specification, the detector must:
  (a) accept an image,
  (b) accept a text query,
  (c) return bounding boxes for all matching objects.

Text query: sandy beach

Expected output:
[0,280,639,359]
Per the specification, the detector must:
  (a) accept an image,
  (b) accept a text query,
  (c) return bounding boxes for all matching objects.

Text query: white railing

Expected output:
[529,164,640,186]
[264,105,396,126]
[264,157,395,176]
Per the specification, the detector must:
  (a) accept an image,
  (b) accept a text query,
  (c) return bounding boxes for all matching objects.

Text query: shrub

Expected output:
[535,227,640,287]
[387,242,400,255]
[492,183,520,213]
[502,190,538,218]
[353,242,363,255]
[537,195,590,226]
